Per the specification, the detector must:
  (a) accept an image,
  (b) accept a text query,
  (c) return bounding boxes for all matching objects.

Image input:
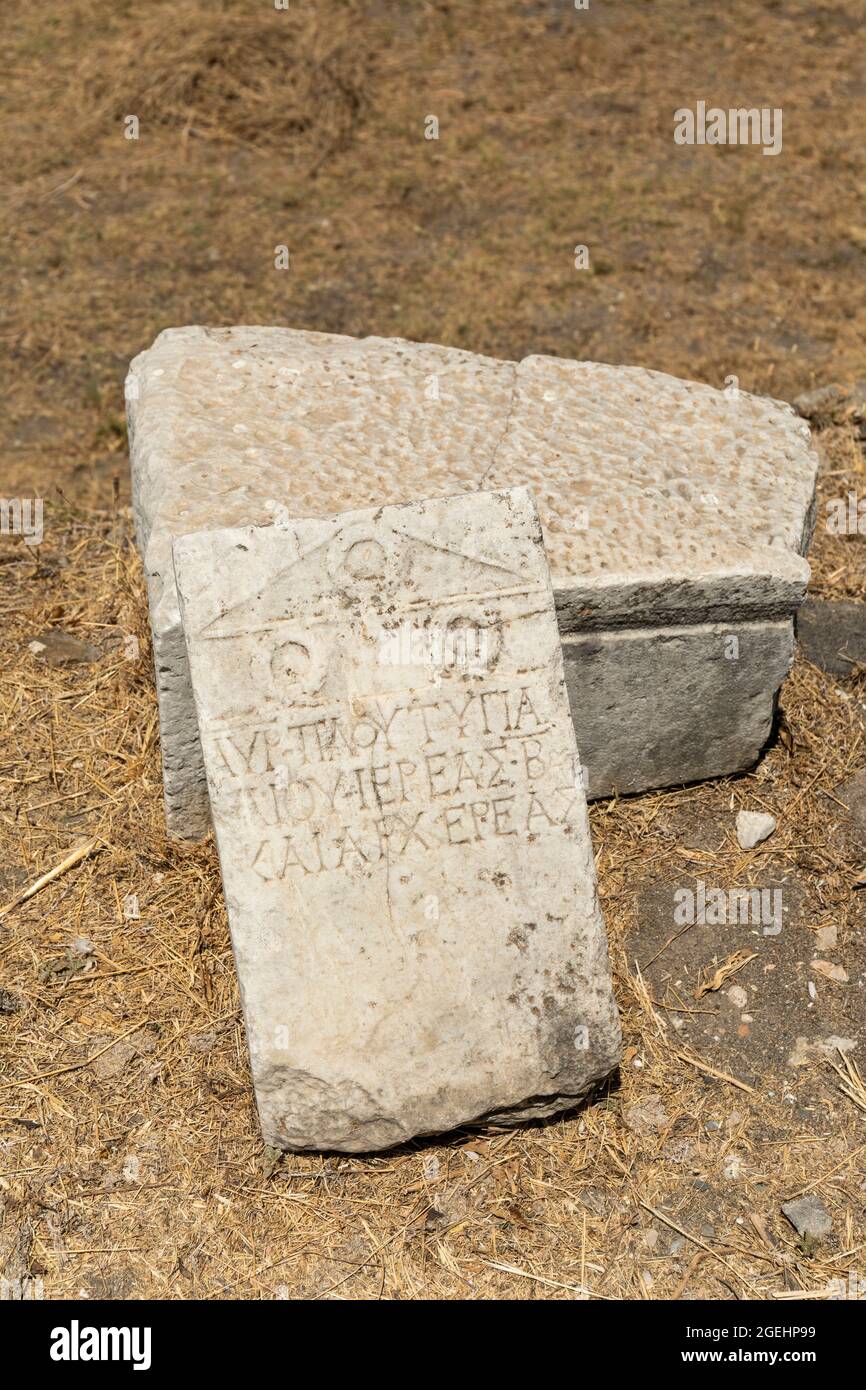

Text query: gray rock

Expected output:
[781,1195,833,1241]
[172,486,621,1151]
[797,597,866,675]
[563,619,794,798]
[128,327,819,838]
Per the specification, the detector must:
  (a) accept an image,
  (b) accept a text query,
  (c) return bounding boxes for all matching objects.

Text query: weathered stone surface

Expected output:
[128,326,819,837]
[172,486,621,1151]
[489,356,816,627]
[562,620,794,797]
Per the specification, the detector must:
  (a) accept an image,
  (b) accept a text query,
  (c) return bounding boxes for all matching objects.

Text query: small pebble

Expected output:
[736,809,777,850]
[781,1195,833,1241]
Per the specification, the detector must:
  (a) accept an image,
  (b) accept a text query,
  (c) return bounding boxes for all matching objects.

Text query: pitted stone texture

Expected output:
[128,327,819,837]
[490,357,816,628]
[128,326,515,835]
[129,326,515,618]
[172,487,621,1152]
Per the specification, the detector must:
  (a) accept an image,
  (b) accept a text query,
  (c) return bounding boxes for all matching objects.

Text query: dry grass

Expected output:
[72,1,372,161]
[1,0,865,1300]
[0,424,863,1300]
[3,0,866,463]
[3,0,372,186]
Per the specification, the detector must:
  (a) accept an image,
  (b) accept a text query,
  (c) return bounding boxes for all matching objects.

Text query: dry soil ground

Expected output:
[1,0,865,1300]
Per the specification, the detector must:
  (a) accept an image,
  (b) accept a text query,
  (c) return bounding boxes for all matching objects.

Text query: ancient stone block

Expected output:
[128,327,819,836]
[172,487,621,1150]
